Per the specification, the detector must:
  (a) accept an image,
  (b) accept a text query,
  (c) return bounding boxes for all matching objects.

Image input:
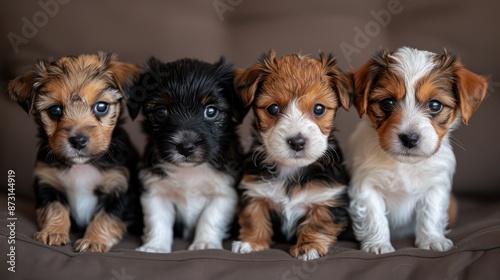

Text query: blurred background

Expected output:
[1,0,499,199]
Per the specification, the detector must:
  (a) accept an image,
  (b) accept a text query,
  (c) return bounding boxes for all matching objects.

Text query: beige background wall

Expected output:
[1,0,498,199]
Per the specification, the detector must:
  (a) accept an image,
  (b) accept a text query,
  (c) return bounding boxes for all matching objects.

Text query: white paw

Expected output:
[417,237,454,252]
[135,244,171,253]
[297,248,320,261]
[188,241,222,251]
[362,242,395,255]
[231,241,254,254]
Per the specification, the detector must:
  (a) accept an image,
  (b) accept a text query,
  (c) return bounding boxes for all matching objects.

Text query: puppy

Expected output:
[347,47,487,254]
[7,52,142,252]
[231,51,351,260]
[133,57,244,253]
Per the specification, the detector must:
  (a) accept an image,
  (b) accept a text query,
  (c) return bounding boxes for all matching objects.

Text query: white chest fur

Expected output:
[57,164,102,227]
[141,163,236,231]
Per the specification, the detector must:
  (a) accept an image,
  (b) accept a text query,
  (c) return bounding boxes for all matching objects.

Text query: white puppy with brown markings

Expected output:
[347,47,487,254]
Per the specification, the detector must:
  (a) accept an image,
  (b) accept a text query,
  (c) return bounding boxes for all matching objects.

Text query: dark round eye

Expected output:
[380,98,395,112]
[93,102,109,116]
[312,104,326,116]
[204,106,219,120]
[47,105,62,119]
[266,104,280,116]
[154,106,168,120]
[428,100,443,114]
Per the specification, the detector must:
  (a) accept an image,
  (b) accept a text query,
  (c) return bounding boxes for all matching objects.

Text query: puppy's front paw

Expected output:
[188,241,222,251]
[361,242,395,254]
[34,231,69,246]
[290,243,327,261]
[416,237,454,252]
[231,241,268,254]
[74,238,109,252]
[136,244,171,253]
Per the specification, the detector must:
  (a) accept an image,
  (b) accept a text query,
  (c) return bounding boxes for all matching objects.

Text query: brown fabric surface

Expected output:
[1,193,499,280]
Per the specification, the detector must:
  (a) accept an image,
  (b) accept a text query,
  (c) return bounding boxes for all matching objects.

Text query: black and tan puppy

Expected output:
[231,51,351,260]
[8,52,141,252]
[133,57,244,253]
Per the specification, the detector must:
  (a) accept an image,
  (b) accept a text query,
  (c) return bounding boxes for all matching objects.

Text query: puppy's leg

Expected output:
[136,190,176,253]
[232,198,273,253]
[349,187,395,254]
[290,205,345,261]
[415,187,454,252]
[34,183,71,246]
[189,189,238,250]
[75,168,128,252]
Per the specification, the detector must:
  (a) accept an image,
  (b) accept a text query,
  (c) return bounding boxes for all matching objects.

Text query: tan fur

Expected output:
[448,192,458,228]
[290,205,346,258]
[74,212,126,252]
[237,198,273,251]
[34,202,71,246]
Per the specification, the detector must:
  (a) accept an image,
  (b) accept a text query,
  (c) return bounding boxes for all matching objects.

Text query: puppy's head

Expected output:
[138,57,243,167]
[8,52,140,164]
[352,47,487,163]
[236,51,351,167]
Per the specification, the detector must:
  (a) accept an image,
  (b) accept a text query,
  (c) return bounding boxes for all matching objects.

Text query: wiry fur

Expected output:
[347,47,487,254]
[133,57,244,253]
[7,52,142,252]
[232,51,350,260]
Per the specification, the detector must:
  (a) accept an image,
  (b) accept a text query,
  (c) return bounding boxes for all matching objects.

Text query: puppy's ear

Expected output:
[320,53,351,111]
[454,63,487,125]
[7,60,48,115]
[352,62,372,118]
[235,64,262,107]
[214,57,247,123]
[104,53,142,120]
[352,49,392,118]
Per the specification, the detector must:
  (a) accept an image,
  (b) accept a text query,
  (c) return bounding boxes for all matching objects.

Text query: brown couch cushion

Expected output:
[1,193,499,279]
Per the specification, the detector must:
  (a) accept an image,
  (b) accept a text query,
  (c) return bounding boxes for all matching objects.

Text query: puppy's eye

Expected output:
[93,102,109,116]
[204,106,219,120]
[266,104,280,116]
[428,100,443,114]
[47,105,62,119]
[312,104,326,117]
[154,106,168,120]
[379,98,395,112]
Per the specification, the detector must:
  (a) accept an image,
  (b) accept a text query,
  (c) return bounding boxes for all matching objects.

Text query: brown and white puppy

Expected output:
[8,52,142,252]
[347,47,487,254]
[231,51,351,260]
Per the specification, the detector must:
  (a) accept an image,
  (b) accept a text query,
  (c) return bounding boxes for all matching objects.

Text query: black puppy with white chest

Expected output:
[133,57,244,253]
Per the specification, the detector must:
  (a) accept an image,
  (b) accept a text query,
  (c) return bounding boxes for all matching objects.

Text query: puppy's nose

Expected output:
[177,142,196,157]
[287,136,306,151]
[69,135,89,150]
[399,133,419,149]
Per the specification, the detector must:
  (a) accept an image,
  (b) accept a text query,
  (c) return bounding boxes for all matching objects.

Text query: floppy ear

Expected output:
[214,57,247,123]
[108,58,142,120]
[235,64,263,107]
[351,62,372,118]
[7,60,48,115]
[455,64,487,125]
[319,52,351,111]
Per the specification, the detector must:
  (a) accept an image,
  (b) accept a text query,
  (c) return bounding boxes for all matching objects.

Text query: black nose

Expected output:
[399,133,420,149]
[69,135,89,150]
[177,142,196,157]
[287,136,306,151]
